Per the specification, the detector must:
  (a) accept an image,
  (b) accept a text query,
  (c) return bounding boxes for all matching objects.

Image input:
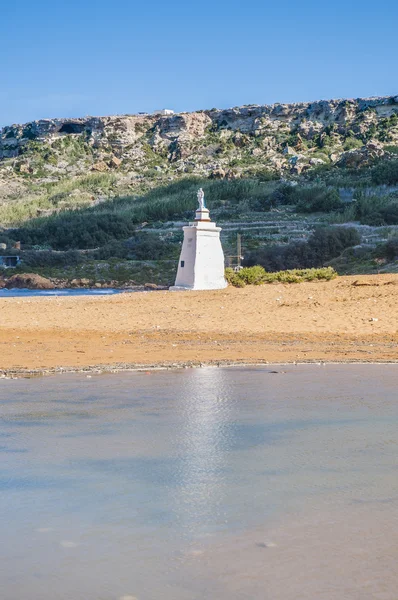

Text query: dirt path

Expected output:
[1,274,397,374]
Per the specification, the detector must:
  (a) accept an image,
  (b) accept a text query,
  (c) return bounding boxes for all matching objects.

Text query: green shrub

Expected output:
[225,268,246,287]
[235,265,267,285]
[226,266,337,287]
[343,138,363,151]
[380,202,398,224]
[21,249,83,267]
[349,192,398,225]
[375,237,398,261]
[245,227,360,271]
[371,160,398,185]
[385,146,398,155]
[94,233,178,261]
[295,185,343,213]
[270,183,298,205]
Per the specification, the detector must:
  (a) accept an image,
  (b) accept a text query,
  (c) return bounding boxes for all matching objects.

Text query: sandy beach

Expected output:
[0,274,397,374]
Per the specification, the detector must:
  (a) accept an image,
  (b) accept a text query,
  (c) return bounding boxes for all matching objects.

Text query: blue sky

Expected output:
[1,0,397,127]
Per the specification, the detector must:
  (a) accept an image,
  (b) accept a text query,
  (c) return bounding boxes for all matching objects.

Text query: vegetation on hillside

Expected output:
[244,227,361,271]
[1,97,398,283]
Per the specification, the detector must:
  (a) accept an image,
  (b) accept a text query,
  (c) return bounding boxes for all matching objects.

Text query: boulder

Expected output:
[6,273,55,289]
[109,155,122,168]
[283,145,296,155]
[338,140,384,168]
[225,169,241,180]
[232,132,246,147]
[366,139,384,155]
[18,162,32,174]
[91,161,109,172]
[209,168,226,179]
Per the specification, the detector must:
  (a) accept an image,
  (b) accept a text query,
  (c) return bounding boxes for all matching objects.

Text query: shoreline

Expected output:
[1,357,398,379]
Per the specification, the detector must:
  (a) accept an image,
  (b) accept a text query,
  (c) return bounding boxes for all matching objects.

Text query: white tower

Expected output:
[170,189,227,291]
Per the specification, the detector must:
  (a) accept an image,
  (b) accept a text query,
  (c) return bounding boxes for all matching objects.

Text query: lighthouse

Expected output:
[170,189,227,291]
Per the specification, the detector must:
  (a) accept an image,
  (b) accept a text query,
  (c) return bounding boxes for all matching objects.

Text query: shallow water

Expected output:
[0,288,126,297]
[1,365,398,600]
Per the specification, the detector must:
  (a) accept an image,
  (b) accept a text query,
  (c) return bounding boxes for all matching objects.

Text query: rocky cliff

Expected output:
[1,95,398,215]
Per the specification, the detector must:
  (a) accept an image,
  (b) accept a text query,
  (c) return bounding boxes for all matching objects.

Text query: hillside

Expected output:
[1,95,398,285]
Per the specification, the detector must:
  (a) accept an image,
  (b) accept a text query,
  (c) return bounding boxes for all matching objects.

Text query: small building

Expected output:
[153,109,175,116]
[0,256,21,268]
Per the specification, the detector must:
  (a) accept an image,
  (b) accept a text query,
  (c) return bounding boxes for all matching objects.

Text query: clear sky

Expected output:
[1,0,397,128]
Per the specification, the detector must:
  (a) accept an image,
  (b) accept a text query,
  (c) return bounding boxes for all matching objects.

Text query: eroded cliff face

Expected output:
[1,96,398,191]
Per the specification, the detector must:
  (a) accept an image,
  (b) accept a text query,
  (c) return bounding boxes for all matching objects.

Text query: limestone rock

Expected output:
[70,278,91,287]
[338,140,384,168]
[210,168,226,179]
[18,162,32,174]
[1,95,397,185]
[6,273,55,289]
[366,139,384,155]
[92,160,109,172]
[225,169,241,180]
[283,145,296,156]
[109,155,122,168]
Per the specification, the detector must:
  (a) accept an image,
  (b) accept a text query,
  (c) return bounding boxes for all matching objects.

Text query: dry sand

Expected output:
[1,274,397,374]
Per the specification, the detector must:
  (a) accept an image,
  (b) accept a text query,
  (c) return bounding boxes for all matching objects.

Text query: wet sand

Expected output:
[189,502,398,600]
[0,274,397,374]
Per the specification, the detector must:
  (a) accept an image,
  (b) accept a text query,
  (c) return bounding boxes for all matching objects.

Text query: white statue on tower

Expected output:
[170,188,227,290]
[197,188,206,210]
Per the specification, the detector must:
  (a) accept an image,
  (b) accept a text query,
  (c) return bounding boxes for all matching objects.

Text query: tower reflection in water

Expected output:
[170,367,236,539]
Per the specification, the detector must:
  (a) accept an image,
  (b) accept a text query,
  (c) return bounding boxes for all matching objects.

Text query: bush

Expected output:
[375,237,398,261]
[21,249,83,267]
[270,183,298,205]
[384,146,398,155]
[226,266,337,287]
[380,202,398,225]
[294,186,343,213]
[234,265,267,285]
[372,160,398,185]
[350,192,398,225]
[225,268,246,287]
[15,212,138,250]
[343,137,363,151]
[93,234,178,261]
[245,227,361,271]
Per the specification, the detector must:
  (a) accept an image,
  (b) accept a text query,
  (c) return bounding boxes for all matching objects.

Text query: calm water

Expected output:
[1,365,398,600]
[0,288,126,297]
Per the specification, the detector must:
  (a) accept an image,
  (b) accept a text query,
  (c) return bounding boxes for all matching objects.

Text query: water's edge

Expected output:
[0,288,150,298]
[2,358,398,379]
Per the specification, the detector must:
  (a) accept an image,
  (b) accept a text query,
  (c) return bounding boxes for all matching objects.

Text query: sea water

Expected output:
[1,365,398,600]
[0,288,127,298]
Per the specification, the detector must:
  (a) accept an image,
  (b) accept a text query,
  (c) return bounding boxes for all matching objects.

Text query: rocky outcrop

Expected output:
[5,273,55,289]
[337,140,385,168]
[0,96,397,195]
